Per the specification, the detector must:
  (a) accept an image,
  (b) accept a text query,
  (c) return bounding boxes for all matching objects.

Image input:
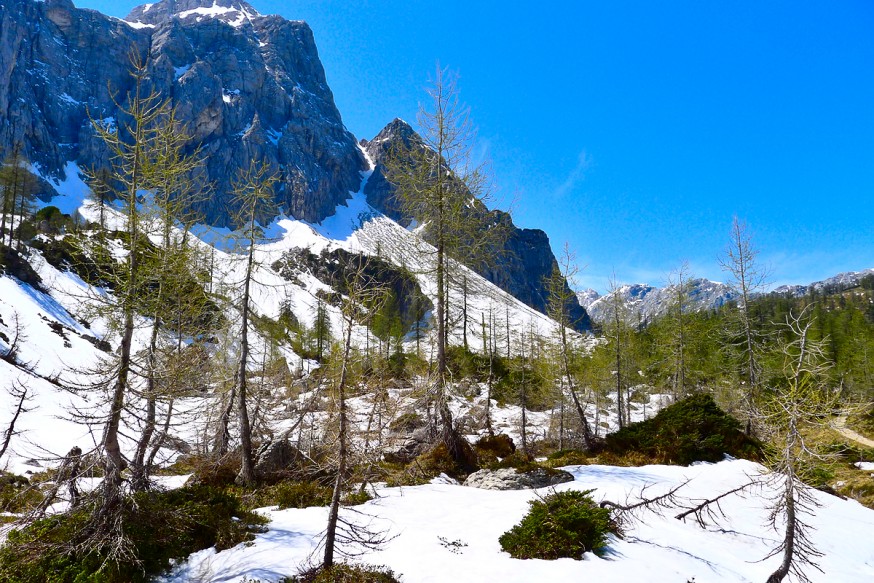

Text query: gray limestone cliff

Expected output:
[0,0,364,225]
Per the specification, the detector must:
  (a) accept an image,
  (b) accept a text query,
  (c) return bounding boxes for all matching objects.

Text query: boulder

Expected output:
[254,438,311,479]
[383,426,434,465]
[463,467,574,491]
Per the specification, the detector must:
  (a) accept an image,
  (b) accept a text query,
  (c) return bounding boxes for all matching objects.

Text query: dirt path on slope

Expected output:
[832,414,874,449]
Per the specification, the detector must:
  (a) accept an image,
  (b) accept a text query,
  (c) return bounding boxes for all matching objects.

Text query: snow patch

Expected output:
[174,64,192,81]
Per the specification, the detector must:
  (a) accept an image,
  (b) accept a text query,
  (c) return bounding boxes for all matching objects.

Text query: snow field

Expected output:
[158,459,874,583]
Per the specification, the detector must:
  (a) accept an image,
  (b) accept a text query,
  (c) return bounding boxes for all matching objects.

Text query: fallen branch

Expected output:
[675,480,758,528]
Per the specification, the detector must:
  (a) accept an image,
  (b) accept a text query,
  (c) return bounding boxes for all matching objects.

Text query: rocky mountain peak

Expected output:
[576,289,601,310]
[361,118,591,330]
[126,0,261,27]
[2,0,365,227]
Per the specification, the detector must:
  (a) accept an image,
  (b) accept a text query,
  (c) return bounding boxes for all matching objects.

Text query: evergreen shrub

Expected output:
[288,563,401,582]
[603,393,762,465]
[499,489,618,559]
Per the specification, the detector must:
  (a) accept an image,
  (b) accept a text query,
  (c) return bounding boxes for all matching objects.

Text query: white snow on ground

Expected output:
[31,161,91,215]
[12,149,873,583]
[855,462,874,471]
[157,459,874,583]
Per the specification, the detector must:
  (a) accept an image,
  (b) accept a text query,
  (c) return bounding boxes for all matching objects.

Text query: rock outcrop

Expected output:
[0,0,365,225]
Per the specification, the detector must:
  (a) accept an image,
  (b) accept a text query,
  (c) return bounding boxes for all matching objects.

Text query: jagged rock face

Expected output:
[0,0,149,181]
[362,119,591,330]
[0,0,365,225]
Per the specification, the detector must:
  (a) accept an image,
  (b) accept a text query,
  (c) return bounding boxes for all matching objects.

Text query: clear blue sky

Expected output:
[80,0,874,292]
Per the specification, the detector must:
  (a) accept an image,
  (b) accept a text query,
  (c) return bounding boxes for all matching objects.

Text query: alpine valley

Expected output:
[0,1,873,582]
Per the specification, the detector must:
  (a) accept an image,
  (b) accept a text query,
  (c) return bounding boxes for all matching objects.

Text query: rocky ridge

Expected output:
[772,268,874,297]
[580,267,874,326]
[579,279,737,326]
[1,0,589,325]
[362,119,591,330]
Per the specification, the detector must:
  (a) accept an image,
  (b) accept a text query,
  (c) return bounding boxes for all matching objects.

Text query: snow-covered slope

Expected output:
[0,152,586,476]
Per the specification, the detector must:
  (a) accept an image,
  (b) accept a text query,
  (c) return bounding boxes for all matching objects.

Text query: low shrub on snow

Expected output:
[544,449,590,468]
[499,489,619,560]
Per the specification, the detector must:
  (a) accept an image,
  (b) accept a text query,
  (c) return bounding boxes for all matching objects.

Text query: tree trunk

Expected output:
[323,300,354,569]
[236,238,257,485]
[131,318,161,491]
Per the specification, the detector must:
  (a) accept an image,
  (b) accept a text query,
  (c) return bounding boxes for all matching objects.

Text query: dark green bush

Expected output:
[499,489,619,559]
[603,393,762,465]
[0,485,266,583]
[341,490,373,506]
[288,563,402,582]
[545,449,590,468]
[247,480,333,510]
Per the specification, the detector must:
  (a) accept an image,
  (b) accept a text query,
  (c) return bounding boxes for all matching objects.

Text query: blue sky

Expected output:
[81,0,874,292]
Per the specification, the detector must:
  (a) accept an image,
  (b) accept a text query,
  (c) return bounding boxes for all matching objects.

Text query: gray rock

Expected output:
[463,467,574,490]
[383,426,434,464]
[254,438,310,477]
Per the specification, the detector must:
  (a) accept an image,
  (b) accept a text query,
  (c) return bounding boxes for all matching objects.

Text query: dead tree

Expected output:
[0,379,32,461]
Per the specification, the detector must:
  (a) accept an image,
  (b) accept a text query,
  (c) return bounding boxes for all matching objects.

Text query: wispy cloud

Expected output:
[553,149,592,199]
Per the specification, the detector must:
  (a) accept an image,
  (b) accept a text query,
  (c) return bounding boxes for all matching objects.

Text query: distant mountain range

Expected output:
[578,268,874,325]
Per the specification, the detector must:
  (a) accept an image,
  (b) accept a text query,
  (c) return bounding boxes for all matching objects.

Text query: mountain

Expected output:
[0,180,581,473]
[579,279,737,325]
[1,0,364,225]
[773,268,874,297]
[0,0,588,325]
[362,119,590,330]
[581,267,874,326]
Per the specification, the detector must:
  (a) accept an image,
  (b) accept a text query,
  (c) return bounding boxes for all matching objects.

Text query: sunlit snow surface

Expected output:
[157,459,874,583]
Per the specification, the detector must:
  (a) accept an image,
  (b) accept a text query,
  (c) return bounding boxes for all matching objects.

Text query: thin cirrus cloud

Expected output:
[552,149,592,199]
